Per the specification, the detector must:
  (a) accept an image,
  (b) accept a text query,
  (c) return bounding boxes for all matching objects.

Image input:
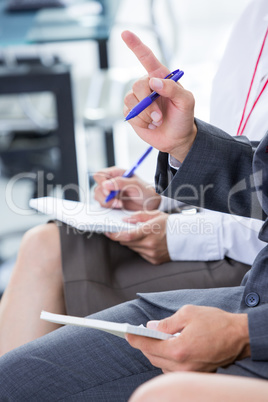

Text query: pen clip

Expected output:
[164,69,181,79]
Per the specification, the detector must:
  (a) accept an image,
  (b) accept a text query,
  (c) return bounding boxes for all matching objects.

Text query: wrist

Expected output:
[143,193,161,211]
[234,313,251,360]
[170,122,197,163]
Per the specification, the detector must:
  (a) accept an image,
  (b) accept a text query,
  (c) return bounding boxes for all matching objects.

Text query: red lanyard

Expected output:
[237,27,268,136]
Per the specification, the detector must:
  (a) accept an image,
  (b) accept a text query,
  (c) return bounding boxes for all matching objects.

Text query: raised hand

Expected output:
[122,30,197,163]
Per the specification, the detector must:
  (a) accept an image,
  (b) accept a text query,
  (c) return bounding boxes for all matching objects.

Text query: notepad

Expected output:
[40,311,176,340]
[29,197,136,233]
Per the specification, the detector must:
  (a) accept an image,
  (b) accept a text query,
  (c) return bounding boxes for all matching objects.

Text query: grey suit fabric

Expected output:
[154,119,268,365]
[0,119,268,400]
[155,119,264,220]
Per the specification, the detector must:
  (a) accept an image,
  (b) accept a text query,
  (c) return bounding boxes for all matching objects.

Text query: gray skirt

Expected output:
[58,222,250,317]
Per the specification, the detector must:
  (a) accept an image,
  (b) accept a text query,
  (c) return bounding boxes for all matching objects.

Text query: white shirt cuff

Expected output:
[166,209,265,264]
[166,210,222,261]
[168,154,182,169]
[158,195,183,213]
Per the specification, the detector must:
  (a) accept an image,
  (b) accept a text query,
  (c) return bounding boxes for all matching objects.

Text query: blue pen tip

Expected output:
[105,194,113,203]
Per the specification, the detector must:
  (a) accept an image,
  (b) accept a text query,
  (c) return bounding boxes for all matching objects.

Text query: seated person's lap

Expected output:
[58,223,251,317]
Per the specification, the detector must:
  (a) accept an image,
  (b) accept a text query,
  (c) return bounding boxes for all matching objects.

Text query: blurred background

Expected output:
[0,0,251,292]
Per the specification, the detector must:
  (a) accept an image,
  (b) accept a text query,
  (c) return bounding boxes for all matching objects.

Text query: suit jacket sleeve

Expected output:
[155,118,268,363]
[155,118,264,220]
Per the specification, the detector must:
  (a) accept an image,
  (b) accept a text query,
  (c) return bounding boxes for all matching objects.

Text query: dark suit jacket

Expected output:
[155,119,264,219]
[140,118,268,378]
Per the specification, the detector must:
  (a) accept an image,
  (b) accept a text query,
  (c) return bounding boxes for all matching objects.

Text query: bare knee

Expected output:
[129,373,200,402]
[130,373,268,402]
[17,223,62,278]
[21,223,60,255]
[129,374,177,402]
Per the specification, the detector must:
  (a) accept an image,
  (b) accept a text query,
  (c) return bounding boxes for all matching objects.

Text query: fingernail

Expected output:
[102,188,110,196]
[151,111,161,122]
[147,320,160,330]
[152,120,162,127]
[150,78,163,91]
[103,180,112,189]
[148,123,156,130]
[112,199,122,209]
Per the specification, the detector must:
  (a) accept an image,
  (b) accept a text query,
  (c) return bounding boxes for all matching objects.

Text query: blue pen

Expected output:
[125,69,184,121]
[105,146,153,203]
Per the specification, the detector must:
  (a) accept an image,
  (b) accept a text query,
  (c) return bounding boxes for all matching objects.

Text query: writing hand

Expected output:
[93,166,161,211]
[122,30,197,163]
[126,305,250,373]
[106,210,170,264]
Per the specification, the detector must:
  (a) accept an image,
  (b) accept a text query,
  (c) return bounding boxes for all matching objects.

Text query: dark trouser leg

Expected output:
[0,298,167,401]
[0,294,265,401]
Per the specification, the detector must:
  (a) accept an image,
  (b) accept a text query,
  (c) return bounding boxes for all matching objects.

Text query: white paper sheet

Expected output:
[40,311,177,340]
[30,197,136,233]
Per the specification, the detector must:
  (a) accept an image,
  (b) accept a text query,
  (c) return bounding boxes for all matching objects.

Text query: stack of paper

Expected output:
[30,197,136,233]
[40,311,176,340]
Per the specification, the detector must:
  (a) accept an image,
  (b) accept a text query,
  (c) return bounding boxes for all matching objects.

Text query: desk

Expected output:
[0,0,121,69]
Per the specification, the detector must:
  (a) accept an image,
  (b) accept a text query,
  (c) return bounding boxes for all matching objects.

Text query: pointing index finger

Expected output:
[121,30,169,78]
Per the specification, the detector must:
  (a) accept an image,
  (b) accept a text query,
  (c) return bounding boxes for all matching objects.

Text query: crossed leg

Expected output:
[0,223,65,356]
